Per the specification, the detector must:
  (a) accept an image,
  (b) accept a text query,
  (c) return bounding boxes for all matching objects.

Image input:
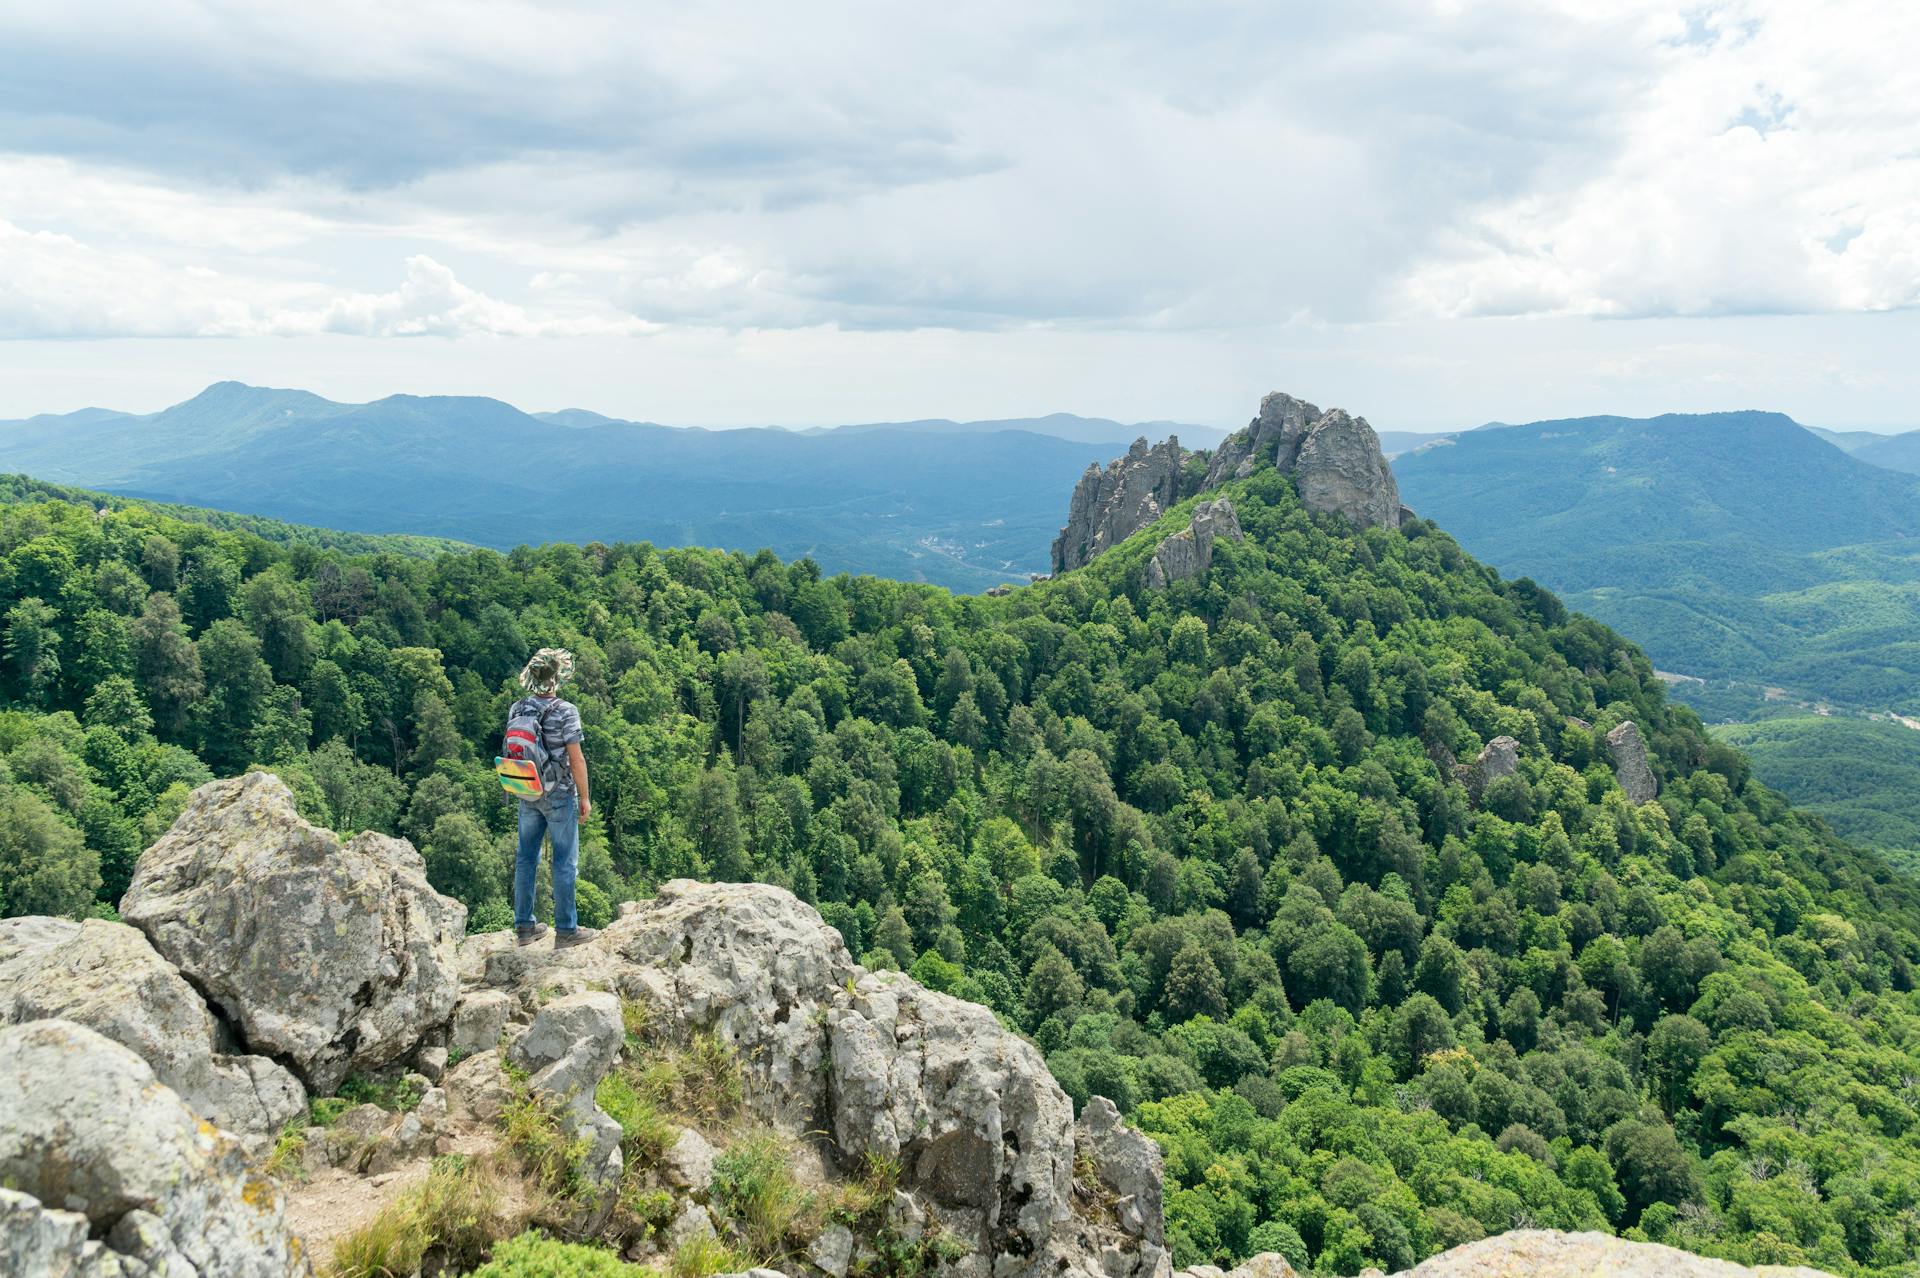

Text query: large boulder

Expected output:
[120,772,466,1093]
[1606,721,1659,803]
[0,1019,309,1277]
[1469,736,1520,800]
[0,916,305,1150]
[828,971,1074,1271]
[506,991,627,1232]
[466,878,857,1133]
[1388,1229,1834,1277]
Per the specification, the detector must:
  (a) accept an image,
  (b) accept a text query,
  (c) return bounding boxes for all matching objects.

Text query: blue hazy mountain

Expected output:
[0,382,1198,590]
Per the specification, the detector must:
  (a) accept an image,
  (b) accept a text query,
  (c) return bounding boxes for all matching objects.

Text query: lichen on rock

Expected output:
[119,771,466,1093]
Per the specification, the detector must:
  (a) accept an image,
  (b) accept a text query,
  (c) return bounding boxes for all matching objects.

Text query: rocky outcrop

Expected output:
[0,916,305,1151]
[506,991,627,1231]
[1387,1229,1833,1277]
[1144,497,1243,589]
[120,772,466,1093]
[1053,436,1196,574]
[1052,392,1402,577]
[1291,407,1403,530]
[464,879,1169,1278]
[1469,736,1520,799]
[1606,721,1659,803]
[0,1019,309,1277]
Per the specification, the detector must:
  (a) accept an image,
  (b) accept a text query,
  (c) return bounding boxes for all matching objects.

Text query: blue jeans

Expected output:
[515,796,580,932]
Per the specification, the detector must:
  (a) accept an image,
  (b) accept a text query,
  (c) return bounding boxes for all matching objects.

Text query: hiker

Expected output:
[500,647,598,948]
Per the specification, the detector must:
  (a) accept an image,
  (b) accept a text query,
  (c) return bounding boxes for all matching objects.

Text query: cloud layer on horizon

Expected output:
[0,0,1914,343]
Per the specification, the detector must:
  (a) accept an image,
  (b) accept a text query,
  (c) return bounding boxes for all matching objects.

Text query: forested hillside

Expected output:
[1713,715,1920,873]
[1393,412,1920,714]
[4,468,1920,1276]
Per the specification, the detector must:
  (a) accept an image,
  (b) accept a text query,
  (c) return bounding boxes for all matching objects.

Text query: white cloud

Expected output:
[274,255,647,338]
[1399,0,1920,318]
[0,0,1913,360]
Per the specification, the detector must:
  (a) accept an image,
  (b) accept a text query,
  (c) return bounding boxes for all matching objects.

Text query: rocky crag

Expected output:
[1050,392,1405,576]
[0,774,1823,1278]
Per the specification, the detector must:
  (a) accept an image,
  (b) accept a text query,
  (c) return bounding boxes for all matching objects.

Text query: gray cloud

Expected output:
[0,0,1913,343]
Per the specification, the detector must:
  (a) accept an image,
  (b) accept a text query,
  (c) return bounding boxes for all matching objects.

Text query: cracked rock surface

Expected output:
[0,1019,309,1277]
[0,916,305,1152]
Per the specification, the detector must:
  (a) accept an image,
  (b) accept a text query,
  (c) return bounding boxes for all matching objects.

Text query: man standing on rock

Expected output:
[508,648,598,948]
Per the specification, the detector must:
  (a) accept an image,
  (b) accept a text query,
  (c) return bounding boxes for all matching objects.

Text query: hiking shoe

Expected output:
[555,926,600,949]
[514,923,550,947]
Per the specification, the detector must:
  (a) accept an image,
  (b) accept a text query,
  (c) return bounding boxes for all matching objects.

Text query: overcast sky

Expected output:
[1,1,1915,430]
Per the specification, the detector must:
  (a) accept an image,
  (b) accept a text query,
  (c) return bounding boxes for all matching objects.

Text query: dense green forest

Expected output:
[1714,716,1920,875]
[4,466,1920,1277]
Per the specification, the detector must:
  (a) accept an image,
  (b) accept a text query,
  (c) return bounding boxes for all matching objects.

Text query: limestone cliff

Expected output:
[1052,436,1196,574]
[1050,391,1403,577]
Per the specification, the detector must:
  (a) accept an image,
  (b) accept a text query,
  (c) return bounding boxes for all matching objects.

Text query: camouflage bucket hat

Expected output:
[519,647,574,695]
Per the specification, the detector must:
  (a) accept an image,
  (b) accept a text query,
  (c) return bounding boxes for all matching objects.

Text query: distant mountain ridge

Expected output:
[1394,408,1920,711]
[0,381,1194,590]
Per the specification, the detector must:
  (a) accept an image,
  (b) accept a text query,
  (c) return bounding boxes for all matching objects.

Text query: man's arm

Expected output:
[566,741,590,819]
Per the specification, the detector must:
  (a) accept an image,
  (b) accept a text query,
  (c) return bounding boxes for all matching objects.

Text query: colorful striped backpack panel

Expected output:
[494,756,544,800]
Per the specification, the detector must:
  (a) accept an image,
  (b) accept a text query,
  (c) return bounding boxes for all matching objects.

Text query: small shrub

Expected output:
[710,1130,822,1260]
[326,1155,511,1278]
[264,1121,307,1180]
[499,1088,594,1212]
[468,1229,647,1277]
[596,1069,677,1170]
[336,1072,427,1114]
[668,1234,753,1278]
[309,1096,357,1127]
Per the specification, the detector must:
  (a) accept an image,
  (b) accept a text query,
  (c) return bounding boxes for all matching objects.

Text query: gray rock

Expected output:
[1227,1256,1300,1278]
[320,1103,390,1170]
[664,1200,717,1250]
[450,989,513,1056]
[662,1126,716,1191]
[1144,498,1243,589]
[809,1222,855,1278]
[1206,392,1321,486]
[462,880,1166,1278]
[827,970,1072,1269]
[1053,436,1196,574]
[1606,721,1659,803]
[0,916,305,1150]
[0,1020,308,1277]
[120,772,466,1094]
[508,990,624,1108]
[507,991,626,1231]
[1388,1229,1836,1277]
[413,1044,448,1082]
[1055,391,1402,580]
[1077,1096,1165,1245]
[1291,408,1402,530]
[444,1049,512,1124]
[1,1187,90,1278]
[1470,736,1520,799]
